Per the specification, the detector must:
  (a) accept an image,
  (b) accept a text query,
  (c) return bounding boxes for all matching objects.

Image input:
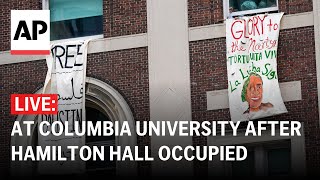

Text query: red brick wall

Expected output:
[190,26,320,175]
[104,0,147,38]
[0,0,41,51]
[188,0,314,27]
[0,47,151,175]
[0,60,46,175]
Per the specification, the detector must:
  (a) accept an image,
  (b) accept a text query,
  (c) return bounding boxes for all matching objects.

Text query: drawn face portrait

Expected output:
[245,75,263,111]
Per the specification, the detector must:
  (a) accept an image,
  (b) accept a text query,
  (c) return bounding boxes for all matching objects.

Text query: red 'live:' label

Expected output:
[11,94,58,115]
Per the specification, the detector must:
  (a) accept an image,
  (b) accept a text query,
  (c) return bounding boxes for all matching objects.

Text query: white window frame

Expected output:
[42,0,104,43]
[208,123,306,176]
[224,0,279,19]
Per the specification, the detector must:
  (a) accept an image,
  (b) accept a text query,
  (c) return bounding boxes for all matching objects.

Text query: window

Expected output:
[44,0,103,41]
[224,0,279,18]
[213,140,292,176]
[85,106,116,176]
[231,149,255,176]
[267,147,291,176]
[208,125,306,176]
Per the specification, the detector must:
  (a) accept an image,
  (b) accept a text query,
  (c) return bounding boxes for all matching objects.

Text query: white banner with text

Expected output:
[38,40,89,174]
[226,13,287,121]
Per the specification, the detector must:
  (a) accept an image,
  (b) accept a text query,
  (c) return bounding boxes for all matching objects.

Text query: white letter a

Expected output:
[11,121,23,136]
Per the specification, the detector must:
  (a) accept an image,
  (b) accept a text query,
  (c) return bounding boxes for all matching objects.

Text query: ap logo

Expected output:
[11,10,50,55]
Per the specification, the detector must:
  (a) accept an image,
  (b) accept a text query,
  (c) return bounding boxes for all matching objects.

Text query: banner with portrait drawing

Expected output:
[226,13,287,121]
[38,40,90,174]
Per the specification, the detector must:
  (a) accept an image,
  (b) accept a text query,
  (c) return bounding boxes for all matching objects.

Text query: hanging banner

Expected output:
[226,13,287,121]
[38,40,89,174]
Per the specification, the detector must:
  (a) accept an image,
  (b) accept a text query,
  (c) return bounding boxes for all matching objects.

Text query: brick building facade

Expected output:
[0,0,320,176]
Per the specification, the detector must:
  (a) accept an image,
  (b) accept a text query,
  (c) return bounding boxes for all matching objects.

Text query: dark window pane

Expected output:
[232,151,255,176]
[51,15,103,40]
[86,145,116,171]
[268,148,291,176]
[85,106,115,142]
[85,106,116,174]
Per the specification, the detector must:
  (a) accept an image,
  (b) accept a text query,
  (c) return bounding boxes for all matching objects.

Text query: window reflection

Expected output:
[49,0,103,40]
[229,0,277,12]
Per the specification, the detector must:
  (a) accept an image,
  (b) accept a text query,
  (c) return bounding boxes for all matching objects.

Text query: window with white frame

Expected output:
[224,0,279,18]
[43,0,103,41]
